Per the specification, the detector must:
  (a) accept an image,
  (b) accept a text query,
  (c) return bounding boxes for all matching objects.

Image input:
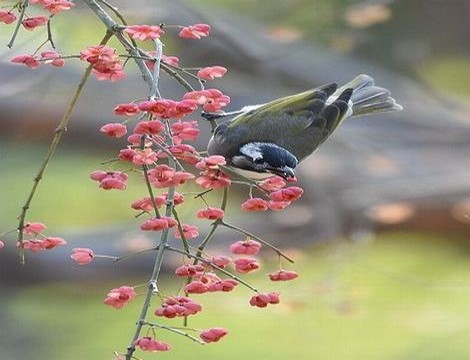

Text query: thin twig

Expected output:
[167,68,218,131]
[7,0,29,48]
[167,245,258,292]
[112,244,207,264]
[219,165,268,196]
[119,54,154,62]
[97,0,133,33]
[193,188,213,199]
[36,55,80,61]
[0,228,17,238]
[144,321,205,344]
[184,187,228,326]
[165,62,203,82]
[142,165,161,218]
[194,189,212,207]
[160,62,194,92]
[150,38,162,99]
[220,221,295,263]
[172,208,190,254]
[140,136,161,218]
[194,187,228,260]
[149,137,185,171]
[46,16,55,49]
[112,246,160,263]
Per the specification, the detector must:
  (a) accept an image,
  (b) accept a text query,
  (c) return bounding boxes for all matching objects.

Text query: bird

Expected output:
[206,74,403,180]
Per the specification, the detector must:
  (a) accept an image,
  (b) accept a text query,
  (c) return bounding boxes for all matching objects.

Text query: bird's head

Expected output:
[230,142,298,180]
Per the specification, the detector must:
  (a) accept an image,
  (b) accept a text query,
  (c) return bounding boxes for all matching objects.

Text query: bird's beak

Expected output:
[269,166,296,180]
[282,166,296,180]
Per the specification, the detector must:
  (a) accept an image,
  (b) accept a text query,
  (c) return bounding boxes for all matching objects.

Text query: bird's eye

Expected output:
[254,157,264,164]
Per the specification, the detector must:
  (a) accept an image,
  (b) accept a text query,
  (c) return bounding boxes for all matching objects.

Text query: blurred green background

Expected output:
[1,0,470,359]
[9,233,470,360]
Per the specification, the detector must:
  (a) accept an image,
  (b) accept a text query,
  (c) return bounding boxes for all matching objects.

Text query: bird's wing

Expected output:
[211,83,351,160]
[228,83,338,130]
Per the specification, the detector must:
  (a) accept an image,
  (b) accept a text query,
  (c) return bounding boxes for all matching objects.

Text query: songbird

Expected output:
[206,74,402,180]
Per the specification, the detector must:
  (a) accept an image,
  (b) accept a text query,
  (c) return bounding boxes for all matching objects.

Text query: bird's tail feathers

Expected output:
[339,74,403,117]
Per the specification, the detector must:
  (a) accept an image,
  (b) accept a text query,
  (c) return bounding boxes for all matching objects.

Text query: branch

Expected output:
[16,30,113,264]
[183,187,228,326]
[77,4,178,359]
[81,0,154,90]
[97,0,132,28]
[141,165,162,218]
[149,136,185,171]
[140,136,161,218]
[167,245,258,292]
[125,182,176,360]
[150,38,162,99]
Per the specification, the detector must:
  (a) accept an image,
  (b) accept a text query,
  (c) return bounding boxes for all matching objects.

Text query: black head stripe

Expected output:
[258,143,297,169]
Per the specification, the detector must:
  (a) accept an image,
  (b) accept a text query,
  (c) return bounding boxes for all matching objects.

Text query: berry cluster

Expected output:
[1,2,302,358]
